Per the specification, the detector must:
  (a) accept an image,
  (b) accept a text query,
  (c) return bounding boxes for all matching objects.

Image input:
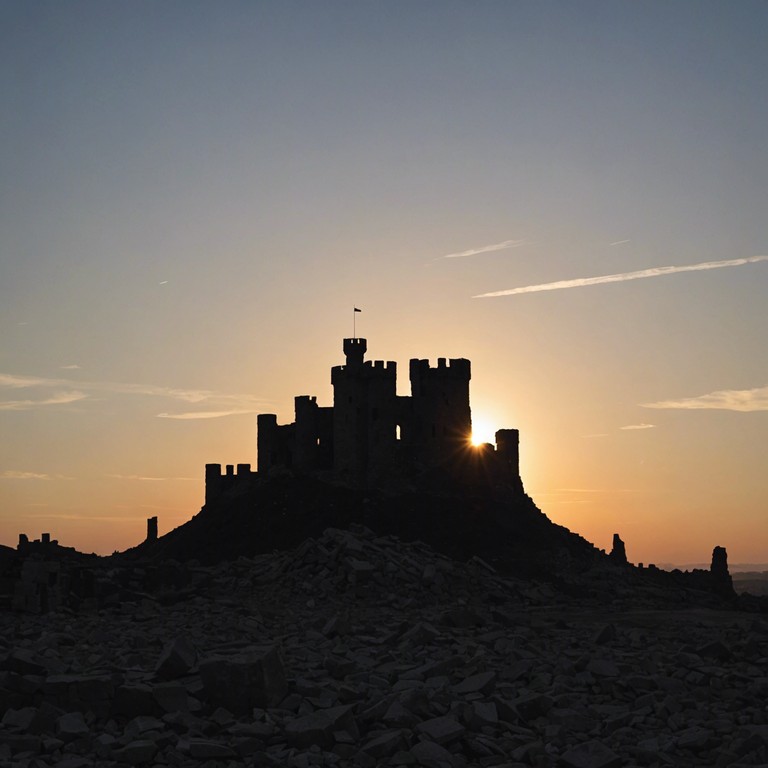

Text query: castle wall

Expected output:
[257,415,296,473]
[205,462,256,504]
[294,396,334,472]
[207,337,522,496]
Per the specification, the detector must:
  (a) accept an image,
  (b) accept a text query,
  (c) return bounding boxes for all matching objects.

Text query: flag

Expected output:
[354,307,362,312]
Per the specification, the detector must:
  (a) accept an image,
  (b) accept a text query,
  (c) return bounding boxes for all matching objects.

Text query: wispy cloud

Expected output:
[1,470,50,480]
[536,487,642,494]
[107,474,197,481]
[643,385,768,412]
[24,513,141,522]
[441,238,528,260]
[60,364,81,370]
[157,409,260,420]
[0,392,88,411]
[473,255,768,298]
[0,374,57,388]
[609,239,630,246]
[0,372,270,414]
[620,423,656,430]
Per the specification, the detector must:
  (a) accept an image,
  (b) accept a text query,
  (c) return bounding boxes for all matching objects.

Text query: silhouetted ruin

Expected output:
[609,532,628,564]
[5,338,750,625]
[206,338,523,503]
[146,516,158,543]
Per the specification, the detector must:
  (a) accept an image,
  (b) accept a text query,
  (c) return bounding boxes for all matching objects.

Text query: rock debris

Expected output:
[1,525,767,767]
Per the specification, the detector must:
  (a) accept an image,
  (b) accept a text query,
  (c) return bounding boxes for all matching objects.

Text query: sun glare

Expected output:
[470,418,496,447]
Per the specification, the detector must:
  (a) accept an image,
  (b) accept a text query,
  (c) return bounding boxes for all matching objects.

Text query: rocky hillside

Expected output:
[2,525,767,767]
[130,474,602,582]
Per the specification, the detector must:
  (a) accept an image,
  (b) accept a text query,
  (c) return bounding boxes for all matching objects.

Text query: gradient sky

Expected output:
[1,1,766,564]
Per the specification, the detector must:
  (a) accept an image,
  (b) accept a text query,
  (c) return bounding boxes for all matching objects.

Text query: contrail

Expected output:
[473,255,768,298]
[441,238,527,259]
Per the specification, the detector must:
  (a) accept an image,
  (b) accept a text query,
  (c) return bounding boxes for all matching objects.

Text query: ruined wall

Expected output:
[257,414,296,474]
[295,396,334,472]
[205,463,255,505]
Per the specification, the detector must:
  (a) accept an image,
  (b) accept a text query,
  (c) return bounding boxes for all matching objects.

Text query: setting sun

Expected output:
[470,418,497,447]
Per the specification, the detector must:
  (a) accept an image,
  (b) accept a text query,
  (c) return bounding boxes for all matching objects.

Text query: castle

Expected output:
[205,339,522,503]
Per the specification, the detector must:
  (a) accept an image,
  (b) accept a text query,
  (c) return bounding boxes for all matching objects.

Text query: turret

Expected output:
[494,429,523,491]
[343,337,367,367]
[257,414,278,473]
[205,463,222,505]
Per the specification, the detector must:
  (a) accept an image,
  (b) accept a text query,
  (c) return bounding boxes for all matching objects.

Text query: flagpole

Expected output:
[352,306,361,338]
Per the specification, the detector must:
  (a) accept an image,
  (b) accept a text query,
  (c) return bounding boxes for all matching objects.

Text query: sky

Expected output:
[1,1,766,565]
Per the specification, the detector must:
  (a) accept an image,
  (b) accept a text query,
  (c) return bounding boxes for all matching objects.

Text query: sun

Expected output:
[470,418,496,447]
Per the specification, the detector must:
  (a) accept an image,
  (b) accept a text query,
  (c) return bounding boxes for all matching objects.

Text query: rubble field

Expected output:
[2,525,767,768]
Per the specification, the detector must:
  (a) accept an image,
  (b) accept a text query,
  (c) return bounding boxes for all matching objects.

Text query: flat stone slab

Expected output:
[416,715,465,745]
[561,740,622,768]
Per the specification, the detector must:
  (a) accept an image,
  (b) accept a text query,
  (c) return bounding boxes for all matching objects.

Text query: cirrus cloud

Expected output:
[642,386,768,412]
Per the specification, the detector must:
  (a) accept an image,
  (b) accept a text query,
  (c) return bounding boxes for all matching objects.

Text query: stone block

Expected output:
[57,711,89,741]
[285,704,359,748]
[561,740,621,768]
[111,739,158,763]
[453,670,496,695]
[410,739,456,765]
[188,739,237,759]
[155,635,197,679]
[112,683,160,718]
[199,646,287,715]
[415,715,465,745]
[1,707,36,730]
[361,729,407,758]
[152,682,190,713]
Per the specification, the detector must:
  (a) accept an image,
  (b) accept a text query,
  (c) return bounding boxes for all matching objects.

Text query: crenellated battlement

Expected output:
[205,462,256,504]
[205,336,522,498]
[331,359,396,384]
[409,357,471,381]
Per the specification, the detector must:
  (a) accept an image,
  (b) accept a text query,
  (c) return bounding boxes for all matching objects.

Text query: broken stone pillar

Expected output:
[710,546,735,596]
[609,533,627,564]
[711,546,728,577]
[146,517,158,543]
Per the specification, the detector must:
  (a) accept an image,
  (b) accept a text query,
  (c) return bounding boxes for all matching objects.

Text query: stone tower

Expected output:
[408,357,472,467]
[331,338,397,480]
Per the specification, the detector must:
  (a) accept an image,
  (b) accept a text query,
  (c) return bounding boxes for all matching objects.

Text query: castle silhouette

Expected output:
[205,339,523,503]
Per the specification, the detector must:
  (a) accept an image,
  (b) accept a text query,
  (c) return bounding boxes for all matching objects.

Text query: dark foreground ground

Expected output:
[1,524,767,768]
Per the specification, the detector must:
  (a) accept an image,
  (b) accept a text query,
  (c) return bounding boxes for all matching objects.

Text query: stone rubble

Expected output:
[0,524,766,767]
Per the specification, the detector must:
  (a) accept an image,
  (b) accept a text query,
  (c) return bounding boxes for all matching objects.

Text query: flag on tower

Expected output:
[354,307,362,312]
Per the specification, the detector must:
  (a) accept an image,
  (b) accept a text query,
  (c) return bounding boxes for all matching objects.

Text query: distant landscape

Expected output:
[730,570,768,596]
